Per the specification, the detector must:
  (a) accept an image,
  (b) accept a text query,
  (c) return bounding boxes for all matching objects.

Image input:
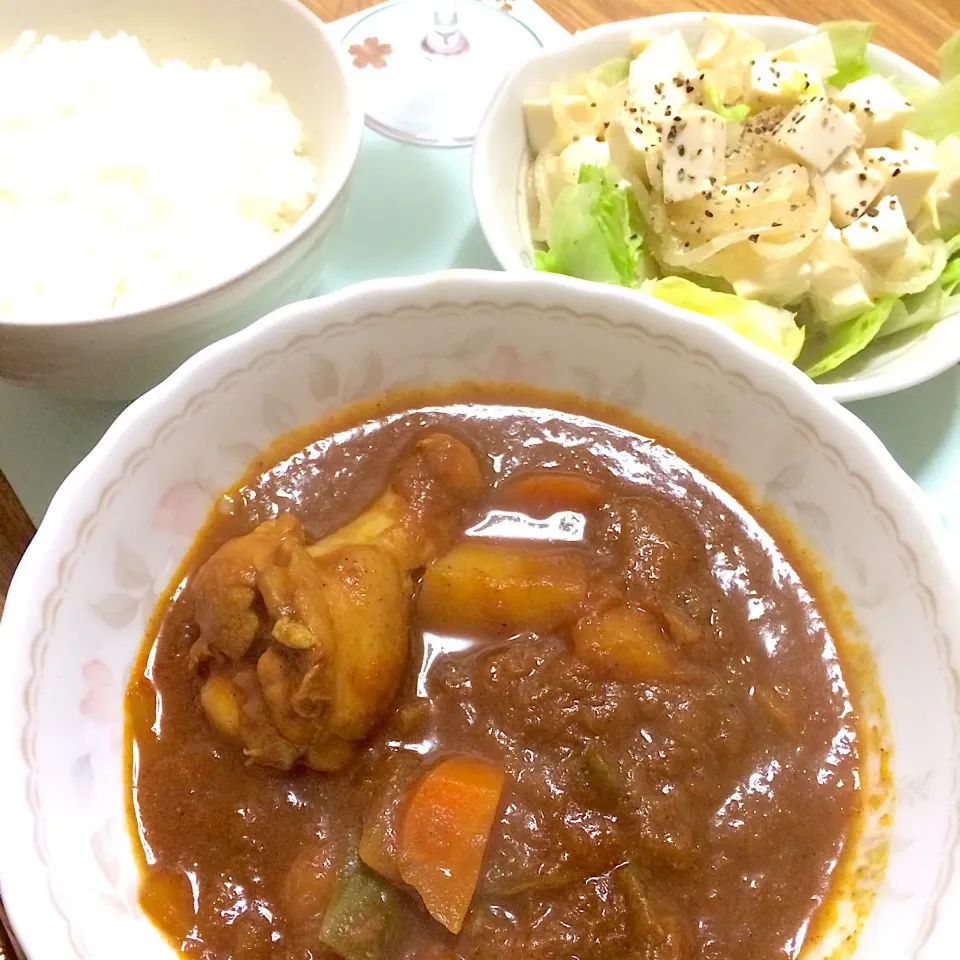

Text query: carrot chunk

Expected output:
[495,472,607,516]
[398,755,505,934]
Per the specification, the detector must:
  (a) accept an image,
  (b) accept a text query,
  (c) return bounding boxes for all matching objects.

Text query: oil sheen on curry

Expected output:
[126,384,872,960]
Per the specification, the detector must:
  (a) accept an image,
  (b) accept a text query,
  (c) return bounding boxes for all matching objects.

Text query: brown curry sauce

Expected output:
[126,384,871,960]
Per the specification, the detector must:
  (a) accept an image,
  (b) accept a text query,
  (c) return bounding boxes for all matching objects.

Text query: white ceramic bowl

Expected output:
[1,270,959,960]
[0,0,364,400]
[472,13,960,403]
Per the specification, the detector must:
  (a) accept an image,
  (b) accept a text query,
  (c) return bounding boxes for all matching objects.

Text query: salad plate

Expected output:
[473,14,960,401]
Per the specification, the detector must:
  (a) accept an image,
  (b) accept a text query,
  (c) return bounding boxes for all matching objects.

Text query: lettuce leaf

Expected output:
[703,81,750,122]
[593,57,630,86]
[942,260,960,290]
[878,284,947,339]
[940,30,960,82]
[803,296,897,378]
[818,21,874,88]
[877,235,960,339]
[909,75,960,141]
[535,165,642,287]
[640,276,805,362]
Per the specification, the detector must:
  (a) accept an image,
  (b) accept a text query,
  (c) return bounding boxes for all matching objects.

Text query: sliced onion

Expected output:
[644,143,663,191]
[531,149,561,243]
[868,240,948,296]
[752,171,830,260]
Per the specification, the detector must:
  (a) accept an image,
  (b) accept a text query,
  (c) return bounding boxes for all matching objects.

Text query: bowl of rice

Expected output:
[0,0,364,399]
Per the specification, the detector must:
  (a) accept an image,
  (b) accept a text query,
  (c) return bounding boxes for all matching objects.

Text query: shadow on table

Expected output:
[847,366,960,485]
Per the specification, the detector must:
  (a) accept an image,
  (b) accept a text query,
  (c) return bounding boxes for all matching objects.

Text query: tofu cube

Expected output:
[832,76,914,148]
[746,54,821,108]
[933,135,960,224]
[862,147,939,221]
[734,263,812,305]
[894,129,937,158]
[628,31,699,121]
[888,234,936,283]
[810,258,874,325]
[774,97,862,171]
[523,95,600,152]
[557,137,611,183]
[661,107,726,203]
[822,222,842,243]
[606,114,660,179]
[776,33,837,79]
[823,147,885,226]
[841,195,914,265]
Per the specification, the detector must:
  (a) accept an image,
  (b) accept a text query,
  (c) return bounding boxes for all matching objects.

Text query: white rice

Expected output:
[0,31,317,321]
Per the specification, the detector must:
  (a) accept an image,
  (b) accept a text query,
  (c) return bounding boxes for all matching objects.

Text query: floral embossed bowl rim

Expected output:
[0,270,958,960]
[471,13,960,403]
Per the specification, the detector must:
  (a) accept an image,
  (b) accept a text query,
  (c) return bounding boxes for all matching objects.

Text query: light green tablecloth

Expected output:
[0,0,958,534]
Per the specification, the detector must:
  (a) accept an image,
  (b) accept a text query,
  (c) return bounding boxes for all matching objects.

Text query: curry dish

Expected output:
[126,384,870,960]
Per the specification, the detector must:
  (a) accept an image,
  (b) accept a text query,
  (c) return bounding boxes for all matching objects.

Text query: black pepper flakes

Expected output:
[748,233,759,242]
[892,167,901,177]
[866,207,879,217]
[705,209,714,218]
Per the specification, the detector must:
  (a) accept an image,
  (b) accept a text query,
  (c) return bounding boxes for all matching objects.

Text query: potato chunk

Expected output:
[418,542,588,636]
[572,602,692,684]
